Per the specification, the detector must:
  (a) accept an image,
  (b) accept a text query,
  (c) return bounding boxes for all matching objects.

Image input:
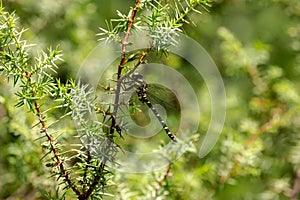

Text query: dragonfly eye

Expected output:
[132,73,143,80]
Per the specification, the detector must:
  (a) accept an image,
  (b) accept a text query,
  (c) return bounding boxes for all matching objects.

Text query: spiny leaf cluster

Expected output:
[99,0,211,51]
[0,7,116,199]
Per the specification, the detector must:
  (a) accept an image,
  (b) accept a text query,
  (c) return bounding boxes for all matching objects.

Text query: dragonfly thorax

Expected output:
[122,72,178,142]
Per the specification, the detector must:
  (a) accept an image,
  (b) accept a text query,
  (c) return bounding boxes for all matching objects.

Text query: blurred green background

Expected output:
[1,0,300,199]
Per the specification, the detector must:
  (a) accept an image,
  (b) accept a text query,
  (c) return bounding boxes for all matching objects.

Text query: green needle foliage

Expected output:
[0,0,210,199]
[0,5,115,200]
[1,0,300,200]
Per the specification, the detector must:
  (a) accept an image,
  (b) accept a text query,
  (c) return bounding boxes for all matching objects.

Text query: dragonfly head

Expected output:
[132,73,143,81]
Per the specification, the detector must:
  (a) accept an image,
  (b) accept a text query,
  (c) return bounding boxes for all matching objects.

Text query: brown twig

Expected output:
[84,1,150,198]
[34,99,81,197]
[111,46,152,136]
[154,163,173,197]
[289,168,300,200]
[78,162,106,200]
[111,0,142,136]
[6,12,82,197]
[117,0,141,80]
[246,64,267,93]
[23,72,80,196]
[218,105,297,185]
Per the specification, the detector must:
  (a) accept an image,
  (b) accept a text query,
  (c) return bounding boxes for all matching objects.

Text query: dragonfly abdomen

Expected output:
[135,84,177,142]
[148,103,177,142]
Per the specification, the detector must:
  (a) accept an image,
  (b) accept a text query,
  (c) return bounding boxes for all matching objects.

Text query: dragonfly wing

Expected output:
[147,83,180,115]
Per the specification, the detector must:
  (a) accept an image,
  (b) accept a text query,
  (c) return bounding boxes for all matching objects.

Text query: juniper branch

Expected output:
[154,163,173,197]
[111,0,142,136]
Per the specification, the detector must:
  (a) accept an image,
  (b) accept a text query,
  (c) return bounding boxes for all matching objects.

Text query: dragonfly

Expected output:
[122,73,180,142]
